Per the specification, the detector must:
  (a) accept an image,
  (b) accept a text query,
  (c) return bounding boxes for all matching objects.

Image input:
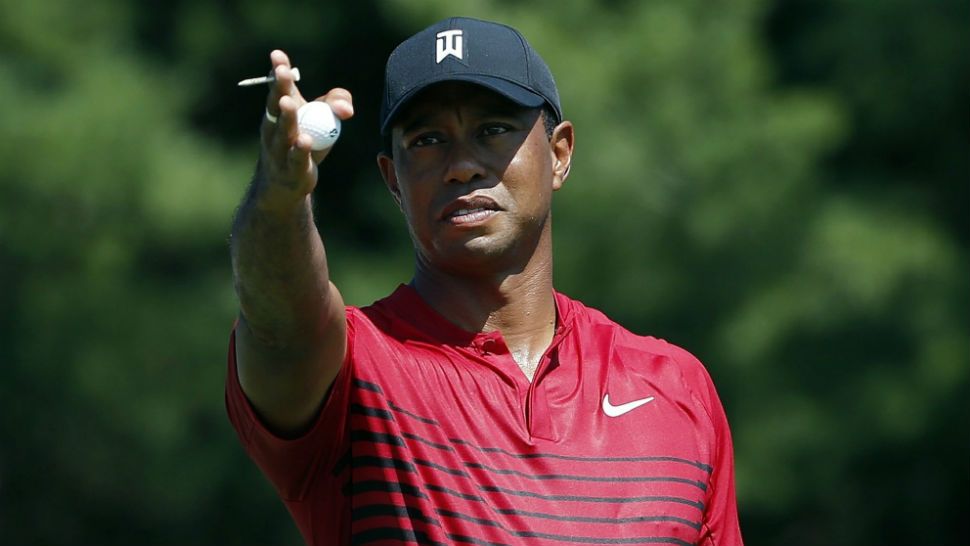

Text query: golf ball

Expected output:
[297,101,341,151]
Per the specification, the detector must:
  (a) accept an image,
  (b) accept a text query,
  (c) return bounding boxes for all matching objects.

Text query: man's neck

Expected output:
[411,251,557,381]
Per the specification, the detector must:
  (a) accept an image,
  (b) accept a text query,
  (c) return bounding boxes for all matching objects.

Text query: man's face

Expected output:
[378,82,573,275]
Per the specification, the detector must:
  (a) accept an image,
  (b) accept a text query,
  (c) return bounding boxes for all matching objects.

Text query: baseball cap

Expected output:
[380,17,562,135]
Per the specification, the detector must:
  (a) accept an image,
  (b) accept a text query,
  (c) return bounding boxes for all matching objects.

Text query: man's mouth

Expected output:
[446,208,498,224]
[441,196,501,225]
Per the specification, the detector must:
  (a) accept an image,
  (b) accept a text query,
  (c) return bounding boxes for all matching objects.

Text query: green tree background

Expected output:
[1,0,966,544]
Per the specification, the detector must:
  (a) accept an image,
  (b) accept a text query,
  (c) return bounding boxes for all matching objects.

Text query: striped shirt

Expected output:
[226,285,742,545]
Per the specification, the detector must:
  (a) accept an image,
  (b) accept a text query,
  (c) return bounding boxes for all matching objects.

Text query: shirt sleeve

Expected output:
[665,344,743,546]
[224,313,357,502]
[697,374,744,546]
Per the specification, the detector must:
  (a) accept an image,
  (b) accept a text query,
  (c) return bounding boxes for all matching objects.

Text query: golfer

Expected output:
[227,16,743,546]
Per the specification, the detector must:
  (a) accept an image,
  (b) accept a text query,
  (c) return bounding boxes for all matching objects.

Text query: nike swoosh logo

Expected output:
[602,394,655,417]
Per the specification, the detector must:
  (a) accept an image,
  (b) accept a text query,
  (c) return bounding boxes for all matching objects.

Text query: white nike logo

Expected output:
[602,394,655,417]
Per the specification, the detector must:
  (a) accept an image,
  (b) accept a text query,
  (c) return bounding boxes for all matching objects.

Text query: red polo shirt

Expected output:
[226,285,742,545]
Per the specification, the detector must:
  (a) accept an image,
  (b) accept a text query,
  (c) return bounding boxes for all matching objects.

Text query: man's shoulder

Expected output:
[344,283,466,347]
[560,291,711,379]
[559,292,676,348]
[345,284,411,327]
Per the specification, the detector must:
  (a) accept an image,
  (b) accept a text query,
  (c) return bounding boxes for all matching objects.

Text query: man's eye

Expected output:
[481,124,511,137]
[411,134,442,147]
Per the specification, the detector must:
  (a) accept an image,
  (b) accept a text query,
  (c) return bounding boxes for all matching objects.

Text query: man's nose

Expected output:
[443,140,486,184]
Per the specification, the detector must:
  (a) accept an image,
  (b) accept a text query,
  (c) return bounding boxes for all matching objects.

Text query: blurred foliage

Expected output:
[0,0,965,544]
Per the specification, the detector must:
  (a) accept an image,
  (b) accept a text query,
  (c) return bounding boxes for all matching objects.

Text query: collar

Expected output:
[374,283,575,348]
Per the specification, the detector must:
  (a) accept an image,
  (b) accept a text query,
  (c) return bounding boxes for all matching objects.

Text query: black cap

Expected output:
[380,17,562,135]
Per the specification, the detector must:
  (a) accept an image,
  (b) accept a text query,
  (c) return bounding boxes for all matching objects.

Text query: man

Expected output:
[227,16,743,546]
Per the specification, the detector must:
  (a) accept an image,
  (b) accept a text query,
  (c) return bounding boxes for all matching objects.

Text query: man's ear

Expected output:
[377,152,403,210]
[550,121,574,191]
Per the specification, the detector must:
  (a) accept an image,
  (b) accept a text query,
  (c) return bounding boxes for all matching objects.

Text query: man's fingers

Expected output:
[264,51,306,118]
[300,88,354,164]
[276,65,304,101]
[252,50,321,201]
[289,134,314,169]
[265,65,302,115]
[269,49,290,69]
[279,95,302,148]
[258,57,353,171]
[319,88,355,120]
[264,52,288,118]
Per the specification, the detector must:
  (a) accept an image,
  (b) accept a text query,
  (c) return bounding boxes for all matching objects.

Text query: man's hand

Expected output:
[257,49,355,214]
[229,50,351,436]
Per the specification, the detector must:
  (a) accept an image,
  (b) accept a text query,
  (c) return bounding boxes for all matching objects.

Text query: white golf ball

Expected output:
[297,101,341,151]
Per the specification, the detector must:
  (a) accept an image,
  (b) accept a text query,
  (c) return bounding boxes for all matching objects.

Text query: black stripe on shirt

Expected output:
[352,430,404,447]
[511,531,694,546]
[351,403,394,421]
[494,508,701,531]
[353,479,428,499]
[465,462,707,491]
[435,508,700,544]
[450,438,712,473]
[353,455,417,473]
[353,378,384,394]
[351,526,448,546]
[389,400,440,426]
[425,483,486,502]
[359,399,712,473]
[414,458,471,478]
[446,533,511,546]
[349,429,706,494]
[479,485,705,511]
[352,429,456,454]
[353,503,441,527]
[351,453,468,480]
[402,430,456,452]
[435,507,502,528]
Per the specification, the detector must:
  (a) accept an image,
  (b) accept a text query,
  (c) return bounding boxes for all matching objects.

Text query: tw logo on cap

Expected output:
[435,30,463,63]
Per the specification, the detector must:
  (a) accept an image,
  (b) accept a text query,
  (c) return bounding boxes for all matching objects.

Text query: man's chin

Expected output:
[432,237,521,274]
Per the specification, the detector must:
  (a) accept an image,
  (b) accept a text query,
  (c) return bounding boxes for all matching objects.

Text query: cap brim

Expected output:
[381,74,548,134]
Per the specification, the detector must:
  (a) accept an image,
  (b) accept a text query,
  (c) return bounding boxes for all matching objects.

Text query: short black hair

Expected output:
[540,105,558,139]
[382,105,560,157]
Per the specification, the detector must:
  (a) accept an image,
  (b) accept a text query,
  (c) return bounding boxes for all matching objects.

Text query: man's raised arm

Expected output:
[229,50,354,436]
